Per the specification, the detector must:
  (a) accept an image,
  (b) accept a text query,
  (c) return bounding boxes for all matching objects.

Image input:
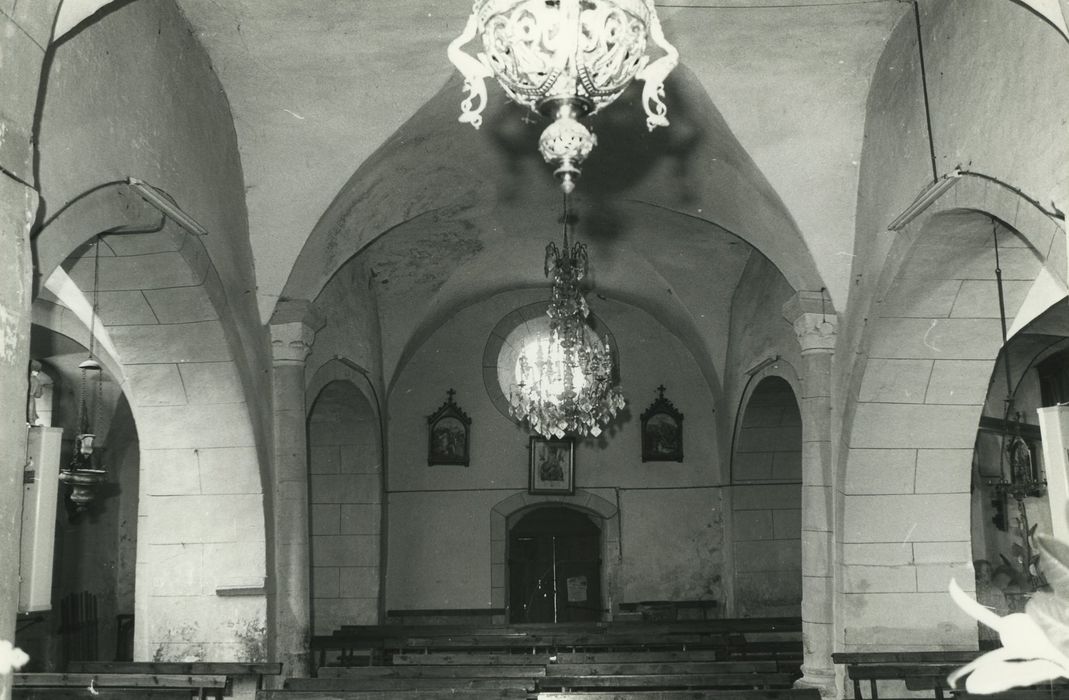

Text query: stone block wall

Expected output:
[308,395,381,635]
[732,377,802,617]
[839,214,1044,649]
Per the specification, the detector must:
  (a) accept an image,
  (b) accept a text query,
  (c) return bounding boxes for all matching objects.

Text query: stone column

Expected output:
[1037,406,1069,542]
[0,175,37,700]
[783,291,837,699]
[2,6,62,694]
[269,301,323,680]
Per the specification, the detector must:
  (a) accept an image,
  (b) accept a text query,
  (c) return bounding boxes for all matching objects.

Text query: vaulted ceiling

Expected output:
[156,0,910,325]
[49,0,1069,332]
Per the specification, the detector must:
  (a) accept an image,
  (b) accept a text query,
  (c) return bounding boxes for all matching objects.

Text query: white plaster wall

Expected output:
[617,488,725,604]
[385,289,725,612]
[387,491,502,611]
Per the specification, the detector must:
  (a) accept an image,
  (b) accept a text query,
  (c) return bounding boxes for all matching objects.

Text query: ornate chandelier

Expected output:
[448,0,678,193]
[509,197,625,438]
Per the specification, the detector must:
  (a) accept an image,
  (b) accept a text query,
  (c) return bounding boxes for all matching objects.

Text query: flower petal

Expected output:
[1037,535,1069,600]
[949,579,1003,629]
[948,647,1012,689]
[964,658,1067,694]
[1026,591,1069,667]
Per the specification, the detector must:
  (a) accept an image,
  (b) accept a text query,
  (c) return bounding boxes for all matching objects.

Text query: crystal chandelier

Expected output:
[509,197,625,438]
[448,0,678,193]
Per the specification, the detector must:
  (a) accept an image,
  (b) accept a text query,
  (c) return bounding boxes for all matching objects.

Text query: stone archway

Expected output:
[490,490,619,622]
[839,204,1065,650]
[305,372,383,635]
[32,223,270,662]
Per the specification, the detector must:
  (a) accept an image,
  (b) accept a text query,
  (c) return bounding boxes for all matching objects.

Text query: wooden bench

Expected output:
[553,650,723,664]
[546,661,778,675]
[314,619,803,671]
[14,672,227,699]
[830,651,1062,699]
[260,690,528,699]
[538,691,821,700]
[393,652,554,666]
[537,671,798,692]
[317,664,546,679]
[285,675,536,692]
[65,661,284,695]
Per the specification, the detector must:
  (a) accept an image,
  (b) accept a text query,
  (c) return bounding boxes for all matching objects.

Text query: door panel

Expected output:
[508,508,601,623]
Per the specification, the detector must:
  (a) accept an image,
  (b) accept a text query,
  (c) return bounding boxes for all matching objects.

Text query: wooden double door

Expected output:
[508,506,601,623]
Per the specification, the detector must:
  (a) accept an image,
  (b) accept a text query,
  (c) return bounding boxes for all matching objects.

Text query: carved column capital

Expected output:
[269,299,324,365]
[270,322,316,364]
[783,290,838,354]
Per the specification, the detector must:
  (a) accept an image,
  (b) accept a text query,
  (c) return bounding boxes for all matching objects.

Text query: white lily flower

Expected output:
[946,579,1069,693]
[0,639,29,674]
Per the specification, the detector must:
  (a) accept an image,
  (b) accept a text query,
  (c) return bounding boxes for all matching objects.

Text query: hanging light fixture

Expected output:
[987,218,1046,591]
[60,235,108,512]
[509,195,625,437]
[448,0,679,193]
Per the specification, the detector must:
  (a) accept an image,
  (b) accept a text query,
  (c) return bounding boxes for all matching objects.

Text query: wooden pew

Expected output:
[14,672,227,699]
[302,620,804,699]
[317,664,545,679]
[538,690,822,700]
[544,661,779,677]
[314,620,802,670]
[393,652,553,665]
[284,676,535,693]
[320,618,800,660]
[66,661,284,695]
[830,651,1069,699]
[537,671,798,692]
[553,650,722,664]
[260,691,529,699]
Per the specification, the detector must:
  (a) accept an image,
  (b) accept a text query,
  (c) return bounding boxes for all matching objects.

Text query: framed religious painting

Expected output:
[641,385,684,462]
[427,389,471,466]
[529,437,574,495]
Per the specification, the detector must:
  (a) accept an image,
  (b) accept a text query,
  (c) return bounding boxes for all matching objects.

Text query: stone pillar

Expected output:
[2,5,62,693]
[1037,406,1069,542]
[269,301,323,680]
[0,174,37,699]
[783,291,838,699]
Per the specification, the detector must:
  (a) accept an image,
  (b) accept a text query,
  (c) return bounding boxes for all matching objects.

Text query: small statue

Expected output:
[27,360,42,425]
[1007,434,1032,484]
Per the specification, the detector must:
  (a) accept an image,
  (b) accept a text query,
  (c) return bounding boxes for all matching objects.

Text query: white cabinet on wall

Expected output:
[20,426,61,613]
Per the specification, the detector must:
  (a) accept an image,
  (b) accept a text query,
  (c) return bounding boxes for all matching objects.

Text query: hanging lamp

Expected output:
[988,218,1046,591]
[448,0,678,193]
[60,235,108,511]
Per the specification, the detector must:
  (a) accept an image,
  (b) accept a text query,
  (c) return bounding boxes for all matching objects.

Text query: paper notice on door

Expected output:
[566,575,587,602]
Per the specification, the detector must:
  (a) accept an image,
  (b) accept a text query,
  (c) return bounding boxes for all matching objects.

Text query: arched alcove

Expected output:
[731,375,803,617]
[307,379,383,634]
[29,227,270,661]
[15,323,140,670]
[967,298,1069,631]
[839,207,1063,649]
